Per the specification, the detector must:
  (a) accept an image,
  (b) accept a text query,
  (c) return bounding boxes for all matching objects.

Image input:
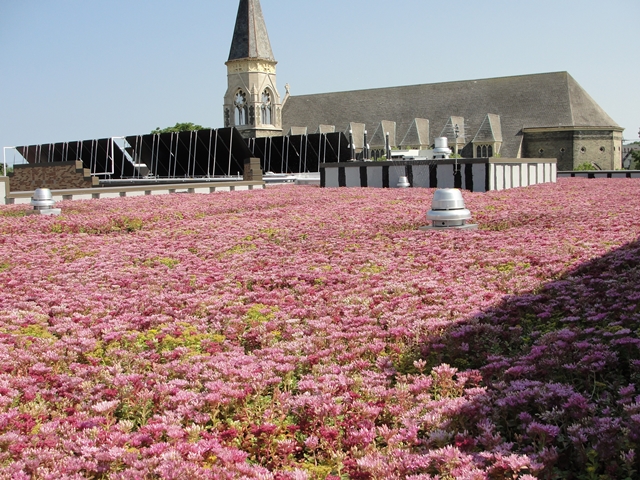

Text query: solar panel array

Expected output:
[13,128,352,180]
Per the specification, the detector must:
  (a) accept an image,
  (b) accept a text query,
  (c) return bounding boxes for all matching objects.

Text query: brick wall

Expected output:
[8,161,98,192]
[243,157,263,181]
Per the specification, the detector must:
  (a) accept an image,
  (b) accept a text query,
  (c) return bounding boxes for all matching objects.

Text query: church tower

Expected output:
[224,0,282,138]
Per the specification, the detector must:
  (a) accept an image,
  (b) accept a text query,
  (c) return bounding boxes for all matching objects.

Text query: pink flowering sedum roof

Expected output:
[0,179,639,478]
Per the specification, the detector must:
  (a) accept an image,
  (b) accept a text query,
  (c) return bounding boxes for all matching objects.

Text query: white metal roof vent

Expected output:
[29,188,61,216]
[433,137,452,159]
[420,188,477,230]
[397,176,410,188]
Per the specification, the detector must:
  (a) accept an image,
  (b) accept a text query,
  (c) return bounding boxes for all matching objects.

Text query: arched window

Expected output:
[477,146,481,158]
[482,145,488,157]
[261,90,272,125]
[234,90,248,126]
[488,145,493,157]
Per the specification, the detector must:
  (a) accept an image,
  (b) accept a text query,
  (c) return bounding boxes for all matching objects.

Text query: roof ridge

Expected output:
[288,71,570,99]
[565,72,575,125]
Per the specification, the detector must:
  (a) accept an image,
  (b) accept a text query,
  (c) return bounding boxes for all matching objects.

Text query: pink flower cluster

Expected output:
[0,178,638,479]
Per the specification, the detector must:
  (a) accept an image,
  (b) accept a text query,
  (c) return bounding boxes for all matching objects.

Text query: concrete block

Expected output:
[324,168,339,187]
[497,165,506,190]
[345,167,361,187]
[472,164,486,192]
[436,164,455,189]
[412,165,430,188]
[521,163,529,186]
[528,163,537,185]
[367,166,383,187]
[389,166,407,188]
[0,177,7,204]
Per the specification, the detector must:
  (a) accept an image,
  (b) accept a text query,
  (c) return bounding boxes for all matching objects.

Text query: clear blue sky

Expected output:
[1,0,639,164]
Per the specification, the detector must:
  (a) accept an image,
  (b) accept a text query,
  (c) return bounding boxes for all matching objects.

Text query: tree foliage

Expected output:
[150,122,209,135]
[574,162,597,171]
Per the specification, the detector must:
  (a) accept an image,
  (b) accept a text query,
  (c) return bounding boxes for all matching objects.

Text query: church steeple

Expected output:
[228,0,275,62]
[224,0,282,139]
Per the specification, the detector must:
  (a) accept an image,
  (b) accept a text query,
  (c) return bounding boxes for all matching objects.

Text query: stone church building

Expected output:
[224,0,623,171]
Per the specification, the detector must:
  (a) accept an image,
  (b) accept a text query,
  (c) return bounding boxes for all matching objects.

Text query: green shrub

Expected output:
[574,162,596,171]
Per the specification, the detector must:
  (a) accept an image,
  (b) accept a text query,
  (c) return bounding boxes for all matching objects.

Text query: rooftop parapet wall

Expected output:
[4,180,265,205]
[320,158,557,192]
[558,171,640,179]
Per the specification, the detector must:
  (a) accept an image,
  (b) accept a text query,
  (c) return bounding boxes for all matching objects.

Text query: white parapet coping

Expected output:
[2,179,265,205]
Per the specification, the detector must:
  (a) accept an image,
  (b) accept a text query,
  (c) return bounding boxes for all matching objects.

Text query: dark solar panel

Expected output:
[13,128,350,181]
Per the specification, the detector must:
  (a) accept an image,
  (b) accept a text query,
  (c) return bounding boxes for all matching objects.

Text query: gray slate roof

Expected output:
[228,0,275,62]
[282,72,619,158]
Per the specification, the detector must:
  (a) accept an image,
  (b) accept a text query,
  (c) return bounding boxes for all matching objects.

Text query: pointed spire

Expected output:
[228,0,275,62]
